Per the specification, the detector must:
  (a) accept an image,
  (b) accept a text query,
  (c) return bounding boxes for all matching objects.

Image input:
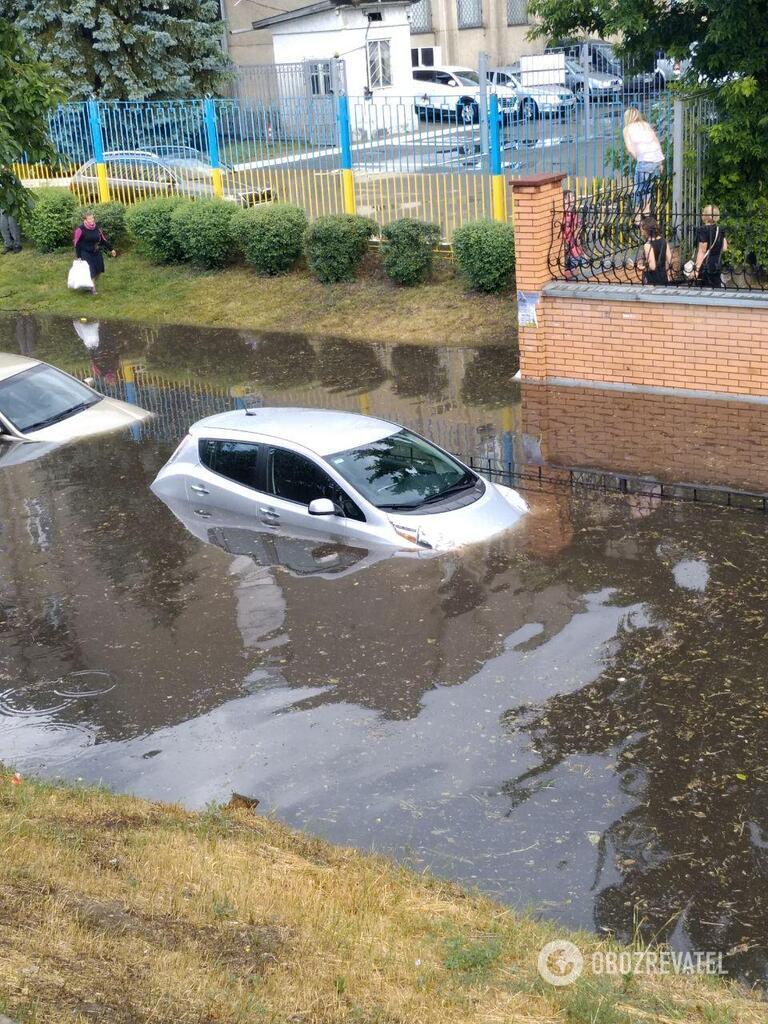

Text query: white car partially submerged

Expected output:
[151,408,527,552]
[0,354,150,443]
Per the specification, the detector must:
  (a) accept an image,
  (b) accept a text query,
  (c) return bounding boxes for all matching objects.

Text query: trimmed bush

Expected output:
[304,214,377,283]
[170,198,236,270]
[74,202,126,246]
[381,218,441,286]
[125,196,189,264]
[27,189,78,252]
[452,220,516,293]
[230,203,308,275]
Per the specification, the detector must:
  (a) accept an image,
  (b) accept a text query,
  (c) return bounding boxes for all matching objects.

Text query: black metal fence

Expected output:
[548,179,768,290]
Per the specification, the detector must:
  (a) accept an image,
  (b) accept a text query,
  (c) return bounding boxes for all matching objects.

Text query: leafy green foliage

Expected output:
[229,204,308,276]
[0,21,63,219]
[527,0,768,207]
[443,934,502,977]
[304,215,377,284]
[125,196,189,264]
[0,0,231,101]
[74,202,126,246]
[170,199,236,270]
[452,220,516,293]
[380,218,441,286]
[27,188,78,252]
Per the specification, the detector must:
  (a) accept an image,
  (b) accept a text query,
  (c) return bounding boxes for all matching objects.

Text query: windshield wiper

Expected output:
[421,476,477,504]
[23,398,101,433]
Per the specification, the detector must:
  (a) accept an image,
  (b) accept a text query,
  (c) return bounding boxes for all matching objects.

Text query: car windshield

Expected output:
[0,364,102,434]
[326,429,476,511]
[454,71,480,86]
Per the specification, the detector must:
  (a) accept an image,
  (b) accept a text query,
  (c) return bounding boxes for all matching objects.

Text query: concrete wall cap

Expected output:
[510,173,566,189]
[542,281,768,311]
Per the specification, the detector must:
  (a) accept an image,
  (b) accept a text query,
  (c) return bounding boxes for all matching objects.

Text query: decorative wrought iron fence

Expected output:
[548,179,768,290]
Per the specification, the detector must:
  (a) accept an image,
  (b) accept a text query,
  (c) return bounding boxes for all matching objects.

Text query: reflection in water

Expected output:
[2,313,768,984]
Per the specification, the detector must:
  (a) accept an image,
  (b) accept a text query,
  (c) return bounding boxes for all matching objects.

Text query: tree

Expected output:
[0,21,63,218]
[527,0,768,206]
[1,0,231,101]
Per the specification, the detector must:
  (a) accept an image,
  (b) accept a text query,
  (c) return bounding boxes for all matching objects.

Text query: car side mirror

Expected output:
[308,498,336,516]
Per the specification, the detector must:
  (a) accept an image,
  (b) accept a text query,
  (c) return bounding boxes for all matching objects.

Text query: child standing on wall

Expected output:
[640,216,671,285]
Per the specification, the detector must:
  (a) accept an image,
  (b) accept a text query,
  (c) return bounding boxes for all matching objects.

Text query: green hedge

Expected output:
[74,202,126,246]
[125,196,189,264]
[380,218,441,286]
[304,214,377,283]
[170,198,236,270]
[452,220,516,293]
[27,189,78,252]
[230,203,308,275]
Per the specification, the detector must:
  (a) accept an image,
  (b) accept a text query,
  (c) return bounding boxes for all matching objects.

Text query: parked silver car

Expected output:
[487,67,576,120]
[151,408,528,552]
[564,59,623,98]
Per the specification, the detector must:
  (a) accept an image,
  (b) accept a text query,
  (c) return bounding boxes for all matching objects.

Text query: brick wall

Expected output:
[522,383,768,493]
[511,175,768,400]
[537,290,768,397]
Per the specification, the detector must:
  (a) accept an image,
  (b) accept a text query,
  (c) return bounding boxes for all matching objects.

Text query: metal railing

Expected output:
[547,179,768,290]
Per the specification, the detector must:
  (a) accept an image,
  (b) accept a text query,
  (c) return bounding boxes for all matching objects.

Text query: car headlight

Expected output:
[390,521,451,551]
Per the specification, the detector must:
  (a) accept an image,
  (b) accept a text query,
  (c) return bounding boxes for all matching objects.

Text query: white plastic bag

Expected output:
[68,259,93,290]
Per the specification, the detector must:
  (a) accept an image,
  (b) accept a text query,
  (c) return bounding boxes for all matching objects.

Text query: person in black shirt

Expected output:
[640,216,671,286]
[73,211,116,295]
[695,205,727,288]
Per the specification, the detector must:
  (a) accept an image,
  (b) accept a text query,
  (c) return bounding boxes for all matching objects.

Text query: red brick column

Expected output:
[511,173,565,380]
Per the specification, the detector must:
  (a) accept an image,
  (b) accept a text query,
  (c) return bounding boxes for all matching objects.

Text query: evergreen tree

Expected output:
[2,0,231,100]
[0,21,63,217]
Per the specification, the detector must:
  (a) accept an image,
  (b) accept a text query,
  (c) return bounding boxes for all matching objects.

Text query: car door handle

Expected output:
[194,509,212,518]
[259,507,279,519]
[190,484,209,495]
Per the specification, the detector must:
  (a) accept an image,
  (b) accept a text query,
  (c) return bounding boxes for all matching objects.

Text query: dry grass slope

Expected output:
[0,249,516,347]
[0,773,764,1024]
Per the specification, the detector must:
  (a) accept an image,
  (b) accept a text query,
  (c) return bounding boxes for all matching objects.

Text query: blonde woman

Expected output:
[623,108,664,210]
[695,205,727,288]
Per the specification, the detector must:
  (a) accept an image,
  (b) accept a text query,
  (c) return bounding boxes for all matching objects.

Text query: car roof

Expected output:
[191,407,401,456]
[0,352,40,382]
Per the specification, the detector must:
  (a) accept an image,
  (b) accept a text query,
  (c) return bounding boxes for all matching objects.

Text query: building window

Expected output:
[409,0,432,34]
[308,60,333,95]
[456,0,482,29]
[367,39,392,89]
[506,0,528,25]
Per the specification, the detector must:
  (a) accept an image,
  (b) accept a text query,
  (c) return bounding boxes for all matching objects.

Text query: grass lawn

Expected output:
[0,248,516,347]
[0,770,763,1024]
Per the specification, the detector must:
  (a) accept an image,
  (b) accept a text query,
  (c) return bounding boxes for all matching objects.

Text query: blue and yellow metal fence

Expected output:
[11,90,674,243]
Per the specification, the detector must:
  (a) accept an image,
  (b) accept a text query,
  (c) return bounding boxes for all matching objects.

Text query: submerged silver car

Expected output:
[151,408,527,552]
[0,354,150,443]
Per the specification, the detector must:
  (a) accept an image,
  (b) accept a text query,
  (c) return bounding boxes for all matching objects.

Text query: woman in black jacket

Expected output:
[73,211,116,294]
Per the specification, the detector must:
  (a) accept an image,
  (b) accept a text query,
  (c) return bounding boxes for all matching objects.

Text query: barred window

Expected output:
[456,0,482,29]
[367,39,392,89]
[409,0,433,34]
[506,0,528,25]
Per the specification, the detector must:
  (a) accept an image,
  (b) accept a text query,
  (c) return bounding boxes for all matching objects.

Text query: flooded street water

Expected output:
[2,313,768,985]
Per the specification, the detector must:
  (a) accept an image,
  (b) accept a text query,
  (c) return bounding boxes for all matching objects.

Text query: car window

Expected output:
[454,71,480,86]
[433,71,456,86]
[268,447,365,521]
[199,439,262,490]
[326,429,478,512]
[413,70,434,82]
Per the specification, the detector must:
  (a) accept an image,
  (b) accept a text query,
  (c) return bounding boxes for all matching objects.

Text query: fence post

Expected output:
[87,100,110,203]
[337,94,356,215]
[203,98,224,198]
[489,95,506,221]
[672,97,684,222]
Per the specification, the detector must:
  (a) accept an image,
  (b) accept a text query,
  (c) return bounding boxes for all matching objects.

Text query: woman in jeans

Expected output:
[623,108,664,215]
